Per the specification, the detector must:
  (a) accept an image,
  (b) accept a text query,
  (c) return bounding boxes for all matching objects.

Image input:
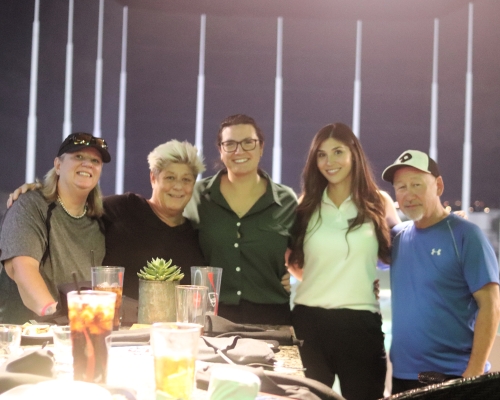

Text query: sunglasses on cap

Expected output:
[67,133,108,149]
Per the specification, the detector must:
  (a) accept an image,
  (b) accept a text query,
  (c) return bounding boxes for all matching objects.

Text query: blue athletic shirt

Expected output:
[390,213,499,379]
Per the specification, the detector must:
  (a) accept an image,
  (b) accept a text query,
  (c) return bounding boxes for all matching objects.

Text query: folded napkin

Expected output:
[196,364,345,400]
[204,315,302,346]
[198,336,276,365]
[2,348,55,378]
[110,328,150,346]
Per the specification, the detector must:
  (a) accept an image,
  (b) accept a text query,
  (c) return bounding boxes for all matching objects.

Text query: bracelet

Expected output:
[41,301,57,316]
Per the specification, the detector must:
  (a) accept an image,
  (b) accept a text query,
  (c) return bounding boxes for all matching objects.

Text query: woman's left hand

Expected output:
[281,272,291,293]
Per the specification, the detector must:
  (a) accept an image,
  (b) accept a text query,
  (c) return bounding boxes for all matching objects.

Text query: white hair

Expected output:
[147,140,205,177]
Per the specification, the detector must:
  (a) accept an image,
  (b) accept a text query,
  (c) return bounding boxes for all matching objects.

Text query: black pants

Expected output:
[292,305,386,400]
[218,299,291,325]
[391,377,427,395]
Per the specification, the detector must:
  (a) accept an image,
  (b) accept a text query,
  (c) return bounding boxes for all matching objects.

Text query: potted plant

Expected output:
[137,258,184,324]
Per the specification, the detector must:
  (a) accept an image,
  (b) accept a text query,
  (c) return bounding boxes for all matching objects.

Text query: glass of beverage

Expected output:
[176,285,207,329]
[191,267,222,315]
[67,290,116,384]
[151,322,200,400]
[51,325,73,378]
[91,266,124,330]
[0,324,22,362]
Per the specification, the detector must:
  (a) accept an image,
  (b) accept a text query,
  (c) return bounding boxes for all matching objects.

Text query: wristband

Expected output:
[41,301,57,316]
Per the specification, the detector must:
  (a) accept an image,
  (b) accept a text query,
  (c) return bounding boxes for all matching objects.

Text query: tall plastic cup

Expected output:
[175,285,207,329]
[151,322,201,400]
[190,267,222,315]
[67,290,116,383]
[91,266,124,330]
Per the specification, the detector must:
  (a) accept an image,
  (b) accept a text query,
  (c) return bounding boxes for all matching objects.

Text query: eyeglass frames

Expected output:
[219,138,261,153]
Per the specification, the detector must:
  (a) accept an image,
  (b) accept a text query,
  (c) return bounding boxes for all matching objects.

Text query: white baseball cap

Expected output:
[382,150,440,183]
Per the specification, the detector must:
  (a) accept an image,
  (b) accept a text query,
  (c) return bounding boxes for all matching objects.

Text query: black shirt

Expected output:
[102,193,206,299]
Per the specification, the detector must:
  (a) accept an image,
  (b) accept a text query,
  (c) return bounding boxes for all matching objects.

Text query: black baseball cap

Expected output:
[57,132,111,163]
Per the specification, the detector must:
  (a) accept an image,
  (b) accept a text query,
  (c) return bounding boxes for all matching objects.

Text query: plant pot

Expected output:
[137,279,178,324]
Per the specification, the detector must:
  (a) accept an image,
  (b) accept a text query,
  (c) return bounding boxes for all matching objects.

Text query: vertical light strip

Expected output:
[26,0,40,182]
[272,16,283,184]
[429,18,439,161]
[352,20,362,138]
[115,6,128,194]
[93,0,104,138]
[462,3,473,215]
[63,0,74,140]
[195,14,206,179]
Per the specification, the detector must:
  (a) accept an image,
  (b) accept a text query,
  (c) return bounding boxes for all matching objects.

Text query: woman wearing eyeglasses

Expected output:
[0,133,110,323]
[185,114,298,324]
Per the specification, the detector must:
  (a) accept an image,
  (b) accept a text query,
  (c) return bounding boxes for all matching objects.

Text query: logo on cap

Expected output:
[399,153,413,163]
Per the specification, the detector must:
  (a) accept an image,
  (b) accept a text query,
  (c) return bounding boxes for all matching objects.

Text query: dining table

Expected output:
[2,323,307,400]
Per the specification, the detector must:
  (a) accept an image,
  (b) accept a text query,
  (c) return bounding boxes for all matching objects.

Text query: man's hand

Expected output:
[463,283,500,377]
[6,182,40,208]
[454,210,468,220]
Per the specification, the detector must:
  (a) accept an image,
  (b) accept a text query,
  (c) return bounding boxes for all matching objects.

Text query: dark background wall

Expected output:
[1,0,499,210]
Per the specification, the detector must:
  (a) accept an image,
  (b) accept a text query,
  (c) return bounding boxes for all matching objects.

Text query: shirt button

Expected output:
[234,243,239,248]
[236,222,241,227]
[236,267,241,272]
[237,291,241,296]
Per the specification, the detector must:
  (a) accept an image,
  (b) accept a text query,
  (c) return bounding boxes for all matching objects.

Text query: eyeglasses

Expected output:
[68,133,108,149]
[220,139,261,153]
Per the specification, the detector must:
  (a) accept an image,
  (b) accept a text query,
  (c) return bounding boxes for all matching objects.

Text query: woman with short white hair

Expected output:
[102,139,206,299]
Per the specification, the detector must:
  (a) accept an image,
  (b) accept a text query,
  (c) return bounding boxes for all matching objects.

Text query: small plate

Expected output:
[21,324,52,339]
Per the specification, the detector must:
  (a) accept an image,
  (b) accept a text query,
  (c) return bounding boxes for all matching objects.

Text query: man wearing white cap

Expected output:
[382,150,500,394]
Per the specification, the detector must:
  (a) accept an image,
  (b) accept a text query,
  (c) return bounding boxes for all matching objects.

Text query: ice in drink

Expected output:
[151,323,200,400]
[93,284,123,331]
[67,290,116,384]
[154,355,196,399]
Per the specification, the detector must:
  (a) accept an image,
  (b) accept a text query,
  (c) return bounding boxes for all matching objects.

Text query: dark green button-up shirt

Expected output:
[185,169,297,305]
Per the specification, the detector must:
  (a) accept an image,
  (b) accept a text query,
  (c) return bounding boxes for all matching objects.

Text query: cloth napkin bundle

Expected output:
[205,315,303,346]
[199,336,276,365]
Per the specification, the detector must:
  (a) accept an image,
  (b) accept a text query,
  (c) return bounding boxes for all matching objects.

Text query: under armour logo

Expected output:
[399,152,413,163]
[431,248,441,256]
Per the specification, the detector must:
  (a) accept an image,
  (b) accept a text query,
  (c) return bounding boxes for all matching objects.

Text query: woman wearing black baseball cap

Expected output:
[0,132,110,323]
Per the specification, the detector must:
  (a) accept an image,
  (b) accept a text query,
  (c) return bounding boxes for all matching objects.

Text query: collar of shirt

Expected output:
[321,188,352,210]
[201,169,283,217]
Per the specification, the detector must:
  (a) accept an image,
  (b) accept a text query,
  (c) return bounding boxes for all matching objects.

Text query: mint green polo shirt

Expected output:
[185,169,297,305]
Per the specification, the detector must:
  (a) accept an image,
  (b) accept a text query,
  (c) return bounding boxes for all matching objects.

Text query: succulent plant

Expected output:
[137,257,184,281]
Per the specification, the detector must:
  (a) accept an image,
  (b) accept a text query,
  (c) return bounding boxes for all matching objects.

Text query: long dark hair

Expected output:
[289,123,391,267]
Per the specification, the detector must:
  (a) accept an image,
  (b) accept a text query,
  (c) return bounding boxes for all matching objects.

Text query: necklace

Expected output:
[57,196,87,219]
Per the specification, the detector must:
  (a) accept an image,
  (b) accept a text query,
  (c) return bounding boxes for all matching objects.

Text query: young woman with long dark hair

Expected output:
[287,123,400,400]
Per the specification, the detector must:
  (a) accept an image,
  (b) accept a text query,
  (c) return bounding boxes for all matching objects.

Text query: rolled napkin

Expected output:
[207,367,260,400]
[199,336,275,365]
[204,315,266,335]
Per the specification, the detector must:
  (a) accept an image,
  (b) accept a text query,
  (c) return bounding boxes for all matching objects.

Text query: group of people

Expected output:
[0,115,499,400]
